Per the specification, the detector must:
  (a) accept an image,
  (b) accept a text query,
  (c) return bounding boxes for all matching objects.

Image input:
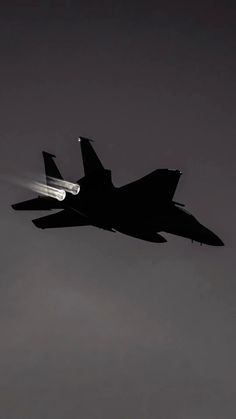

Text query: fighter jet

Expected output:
[12,137,224,246]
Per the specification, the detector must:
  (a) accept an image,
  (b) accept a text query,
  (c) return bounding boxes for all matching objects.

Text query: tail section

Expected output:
[78,137,104,176]
[42,151,63,184]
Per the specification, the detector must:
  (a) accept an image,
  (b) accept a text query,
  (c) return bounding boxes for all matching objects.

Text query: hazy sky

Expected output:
[1,2,236,418]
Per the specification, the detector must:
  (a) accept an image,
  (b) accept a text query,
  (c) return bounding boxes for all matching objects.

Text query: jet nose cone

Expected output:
[211,235,224,246]
[203,227,224,246]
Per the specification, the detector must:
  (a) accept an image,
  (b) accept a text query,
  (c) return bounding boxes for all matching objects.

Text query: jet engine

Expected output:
[48,178,80,195]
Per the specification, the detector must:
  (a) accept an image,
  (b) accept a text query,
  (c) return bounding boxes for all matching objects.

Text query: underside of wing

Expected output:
[32,210,89,229]
[115,226,167,243]
[118,169,181,203]
[12,197,61,211]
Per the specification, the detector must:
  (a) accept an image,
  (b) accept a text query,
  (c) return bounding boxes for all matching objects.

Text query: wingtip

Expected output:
[78,136,94,143]
[32,219,44,229]
[42,151,56,158]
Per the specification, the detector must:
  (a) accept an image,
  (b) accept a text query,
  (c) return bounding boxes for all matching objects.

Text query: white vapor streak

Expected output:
[30,182,66,201]
[5,173,79,200]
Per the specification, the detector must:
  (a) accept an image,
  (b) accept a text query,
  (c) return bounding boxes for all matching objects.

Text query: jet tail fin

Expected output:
[42,151,63,184]
[78,137,104,176]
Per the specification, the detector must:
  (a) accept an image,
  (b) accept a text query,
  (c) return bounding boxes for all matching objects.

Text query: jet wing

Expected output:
[12,197,60,211]
[32,209,89,229]
[118,169,181,202]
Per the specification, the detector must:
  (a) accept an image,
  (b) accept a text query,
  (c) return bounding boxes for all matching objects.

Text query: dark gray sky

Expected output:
[1,1,236,418]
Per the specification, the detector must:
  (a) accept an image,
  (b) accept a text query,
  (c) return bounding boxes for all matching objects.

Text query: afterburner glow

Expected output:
[48,177,80,195]
[31,182,66,201]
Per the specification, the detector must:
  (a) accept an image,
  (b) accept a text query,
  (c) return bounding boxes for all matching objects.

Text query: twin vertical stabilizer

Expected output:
[42,138,105,182]
[78,137,105,176]
[42,151,63,184]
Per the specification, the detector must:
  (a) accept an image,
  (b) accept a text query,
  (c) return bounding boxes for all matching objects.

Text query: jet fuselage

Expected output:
[62,175,223,246]
[12,137,224,246]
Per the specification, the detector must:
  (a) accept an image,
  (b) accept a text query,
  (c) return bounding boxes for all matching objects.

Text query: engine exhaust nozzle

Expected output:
[48,178,80,195]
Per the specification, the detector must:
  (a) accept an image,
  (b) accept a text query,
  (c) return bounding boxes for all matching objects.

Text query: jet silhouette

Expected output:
[12,137,224,246]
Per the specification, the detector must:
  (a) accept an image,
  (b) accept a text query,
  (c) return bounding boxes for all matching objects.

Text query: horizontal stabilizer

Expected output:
[32,209,89,229]
[12,197,61,211]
